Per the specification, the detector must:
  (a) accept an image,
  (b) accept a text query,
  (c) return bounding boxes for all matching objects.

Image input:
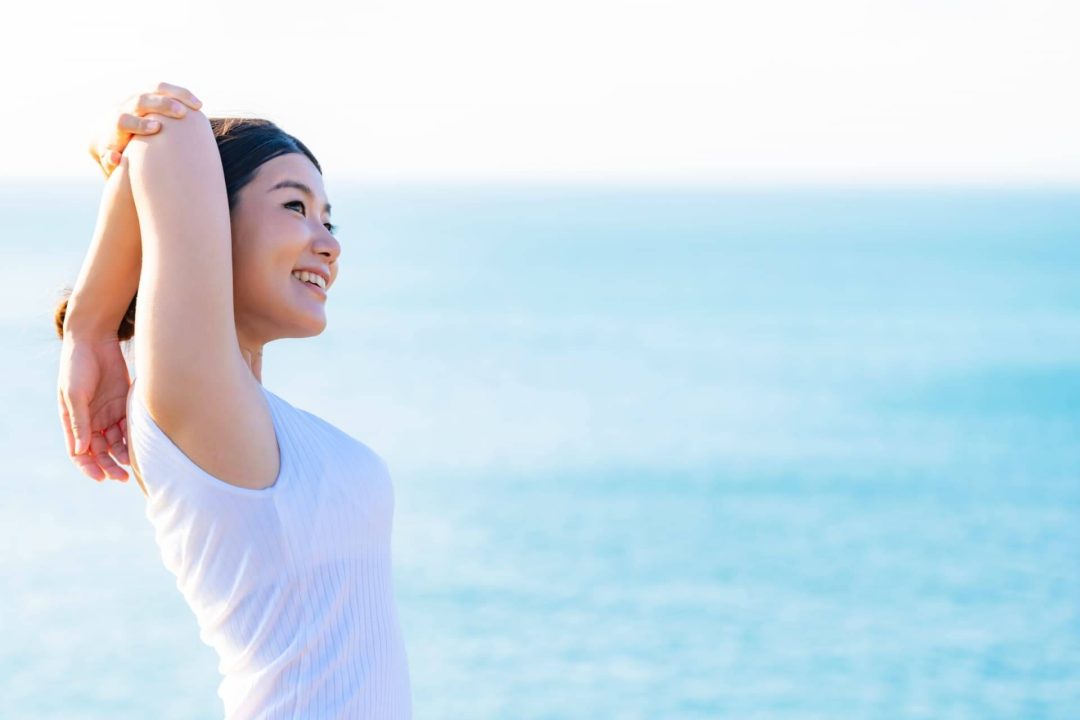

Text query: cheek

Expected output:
[230,223,296,292]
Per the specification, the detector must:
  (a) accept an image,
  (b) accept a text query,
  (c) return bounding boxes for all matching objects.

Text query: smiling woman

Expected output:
[54,83,411,719]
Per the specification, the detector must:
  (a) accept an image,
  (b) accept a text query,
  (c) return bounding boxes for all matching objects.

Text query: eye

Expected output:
[286,200,337,235]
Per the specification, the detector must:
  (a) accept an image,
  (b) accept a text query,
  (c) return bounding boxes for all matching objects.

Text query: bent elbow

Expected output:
[126,109,225,211]
[125,109,215,173]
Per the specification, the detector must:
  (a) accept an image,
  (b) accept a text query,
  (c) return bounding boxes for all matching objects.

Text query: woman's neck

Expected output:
[240,345,264,384]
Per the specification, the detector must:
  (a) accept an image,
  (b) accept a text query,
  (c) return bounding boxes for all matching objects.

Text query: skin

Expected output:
[228,152,342,381]
[121,111,342,492]
[61,83,340,485]
[123,141,341,494]
[89,82,203,177]
[60,84,203,483]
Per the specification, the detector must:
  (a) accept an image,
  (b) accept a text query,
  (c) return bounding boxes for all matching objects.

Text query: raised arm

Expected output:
[123,108,280,490]
[58,84,204,485]
[65,86,208,331]
[58,161,143,484]
[125,106,257,403]
[64,160,142,340]
[66,83,204,332]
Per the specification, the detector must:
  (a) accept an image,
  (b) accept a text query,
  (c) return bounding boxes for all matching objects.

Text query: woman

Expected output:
[55,82,412,718]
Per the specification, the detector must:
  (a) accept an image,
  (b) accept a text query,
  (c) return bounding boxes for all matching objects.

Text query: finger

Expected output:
[97,151,117,179]
[98,149,121,169]
[64,389,91,456]
[102,421,130,475]
[118,417,130,465]
[133,93,190,119]
[72,452,106,482]
[100,139,131,172]
[117,113,161,135]
[90,431,127,481]
[114,438,130,467]
[154,82,202,110]
[97,150,119,178]
[92,145,111,179]
[58,388,75,456]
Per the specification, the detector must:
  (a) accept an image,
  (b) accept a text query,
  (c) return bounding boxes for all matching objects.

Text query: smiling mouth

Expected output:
[293,275,327,297]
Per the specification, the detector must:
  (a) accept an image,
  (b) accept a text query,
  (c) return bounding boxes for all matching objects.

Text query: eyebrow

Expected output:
[268,180,332,216]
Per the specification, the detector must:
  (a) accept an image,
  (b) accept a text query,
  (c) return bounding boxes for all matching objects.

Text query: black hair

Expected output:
[55,117,321,342]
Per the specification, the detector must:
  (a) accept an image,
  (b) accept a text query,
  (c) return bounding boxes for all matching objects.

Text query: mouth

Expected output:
[293,274,327,299]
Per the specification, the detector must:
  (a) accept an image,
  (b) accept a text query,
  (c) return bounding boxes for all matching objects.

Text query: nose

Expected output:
[314,227,341,263]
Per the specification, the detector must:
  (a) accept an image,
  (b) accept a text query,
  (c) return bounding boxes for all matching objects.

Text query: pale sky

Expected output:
[4,0,1079,184]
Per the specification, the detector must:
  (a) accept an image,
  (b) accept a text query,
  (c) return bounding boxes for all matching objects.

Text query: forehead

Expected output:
[257,153,328,198]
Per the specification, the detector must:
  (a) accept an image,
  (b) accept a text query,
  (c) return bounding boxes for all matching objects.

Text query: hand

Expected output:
[88,82,203,179]
[57,333,133,483]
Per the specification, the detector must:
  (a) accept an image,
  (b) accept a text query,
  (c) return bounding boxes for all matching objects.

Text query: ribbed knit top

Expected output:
[126,377,412,719]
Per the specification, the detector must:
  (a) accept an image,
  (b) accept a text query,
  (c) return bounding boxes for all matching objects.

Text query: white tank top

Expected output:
[126,376,412,719]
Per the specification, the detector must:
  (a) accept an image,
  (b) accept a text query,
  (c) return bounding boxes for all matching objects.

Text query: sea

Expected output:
[2,183,1078,718]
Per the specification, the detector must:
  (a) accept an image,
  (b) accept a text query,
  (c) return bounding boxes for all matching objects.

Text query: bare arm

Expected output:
[63,161,141,339]
[122,108,279,490]
[124,109,247,401]
[56,162,143,486]
[66,82,202,338]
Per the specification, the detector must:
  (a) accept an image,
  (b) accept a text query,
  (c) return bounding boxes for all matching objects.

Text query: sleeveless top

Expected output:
[126,376,412,719]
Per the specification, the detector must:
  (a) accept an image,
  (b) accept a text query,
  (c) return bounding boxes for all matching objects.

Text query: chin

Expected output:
[281,314,327,339]
[300,320,327,337]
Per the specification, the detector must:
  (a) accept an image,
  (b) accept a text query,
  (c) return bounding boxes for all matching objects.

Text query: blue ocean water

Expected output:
[3,184,1079,718]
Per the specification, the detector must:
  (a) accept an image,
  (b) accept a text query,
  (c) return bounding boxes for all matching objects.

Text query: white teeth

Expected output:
[291,270,327,290]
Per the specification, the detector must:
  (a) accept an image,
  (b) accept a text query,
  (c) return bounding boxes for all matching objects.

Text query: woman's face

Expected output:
[229,152,341,345]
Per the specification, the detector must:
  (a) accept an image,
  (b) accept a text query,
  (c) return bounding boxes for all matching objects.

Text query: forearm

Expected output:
[64,160,142,339]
